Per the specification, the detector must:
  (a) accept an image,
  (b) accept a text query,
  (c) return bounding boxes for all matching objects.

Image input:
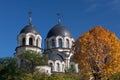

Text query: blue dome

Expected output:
[47,23,72,38]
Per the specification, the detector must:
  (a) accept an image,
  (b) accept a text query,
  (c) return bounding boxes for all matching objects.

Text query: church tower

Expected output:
[14,12,42,66]
[44,13,75,72]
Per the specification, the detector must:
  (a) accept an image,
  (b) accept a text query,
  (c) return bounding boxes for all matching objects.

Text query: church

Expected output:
[14,12,78,74]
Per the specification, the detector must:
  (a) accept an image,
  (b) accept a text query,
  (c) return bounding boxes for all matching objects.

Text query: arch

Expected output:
[66,39,69,48]
[29,37,33,45]
[22,37,26,46]
[26,33,35,46]
[57,63,60,72]
[58,38,62,48]
[36,39,39,46]
[20,59,25,67]
[36,37,40,47]
[49,63,53,72]
[18,33,26,46]
[51,39,55,48]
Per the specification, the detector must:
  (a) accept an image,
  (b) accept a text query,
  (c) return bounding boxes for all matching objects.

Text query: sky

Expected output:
[0,0,120,57]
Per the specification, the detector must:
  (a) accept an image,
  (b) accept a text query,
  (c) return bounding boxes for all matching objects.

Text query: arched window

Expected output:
[51,39,55,48]
[29,37,33,45]
[57,63,60,72]
[58,39,62,48]
[66,39,69,48]
[50,63,53,72]
[20,59,25,67]
[22,38,26,45]
[36,39,39,47]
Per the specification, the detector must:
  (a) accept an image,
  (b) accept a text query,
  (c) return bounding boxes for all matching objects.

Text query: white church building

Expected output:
[14,12,78,74]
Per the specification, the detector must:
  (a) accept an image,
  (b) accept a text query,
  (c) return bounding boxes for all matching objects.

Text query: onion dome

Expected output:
[20,24,39,35]
[47,23,72,38]
[20,11,39,35]
[47,13,72,38]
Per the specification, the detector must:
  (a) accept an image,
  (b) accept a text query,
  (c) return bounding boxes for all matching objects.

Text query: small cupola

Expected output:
[20,11,39,35]
[45,13,74,50]
[17,12,42,49]
[15,12,42,67]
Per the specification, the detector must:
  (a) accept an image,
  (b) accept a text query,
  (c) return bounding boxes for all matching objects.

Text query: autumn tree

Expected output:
[73,26,120,79]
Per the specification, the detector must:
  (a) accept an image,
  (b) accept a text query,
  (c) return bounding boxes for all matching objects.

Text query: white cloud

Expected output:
[107,0,120,11]
[107,0,120,5]
[85,4,98,13]
[84,0,120,13]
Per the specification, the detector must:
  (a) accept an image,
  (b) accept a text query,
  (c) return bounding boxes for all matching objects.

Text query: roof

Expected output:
[20,24,39,35]
[46,23,72,38]
[44,50,66,62]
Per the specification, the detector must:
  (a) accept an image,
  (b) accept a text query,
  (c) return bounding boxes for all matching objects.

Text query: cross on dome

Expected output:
[28,11,32,25]
[56,13,62,24]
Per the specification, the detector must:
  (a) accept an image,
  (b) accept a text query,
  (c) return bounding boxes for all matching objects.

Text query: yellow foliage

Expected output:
[73,26,120,79]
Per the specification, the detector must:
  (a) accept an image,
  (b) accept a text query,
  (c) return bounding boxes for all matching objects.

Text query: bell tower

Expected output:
[44,13,75,72]
[14,12,42,66]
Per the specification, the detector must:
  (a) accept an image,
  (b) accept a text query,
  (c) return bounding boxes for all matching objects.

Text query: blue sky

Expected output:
[0,0,120,57]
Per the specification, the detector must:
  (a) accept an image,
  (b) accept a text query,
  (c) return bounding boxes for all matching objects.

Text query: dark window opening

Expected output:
[29,38,33,45]
[59,39,62,48]
[20,59,25,67]
[22,38,26,45]
[50,63,53,72]
[51,39,55,48]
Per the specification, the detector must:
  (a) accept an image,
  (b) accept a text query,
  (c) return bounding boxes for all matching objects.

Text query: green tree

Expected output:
[21,72,76,80]
[19,50,48,74]
[0,57,24,80]
[67,64,76,72]
[48,73,75,80]
[109,72,120,80]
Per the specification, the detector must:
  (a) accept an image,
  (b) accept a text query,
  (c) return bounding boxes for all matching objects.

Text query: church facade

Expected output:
[14,13,78,73]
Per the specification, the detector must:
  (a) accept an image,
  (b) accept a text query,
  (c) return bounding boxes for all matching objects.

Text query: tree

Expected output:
[48,73,76,80]
[0,57,24,80]
[73,26,120,79]
[67,64,76,72]
[0,50,48,80]
[109,72,120,80]
[19,50,48,74]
